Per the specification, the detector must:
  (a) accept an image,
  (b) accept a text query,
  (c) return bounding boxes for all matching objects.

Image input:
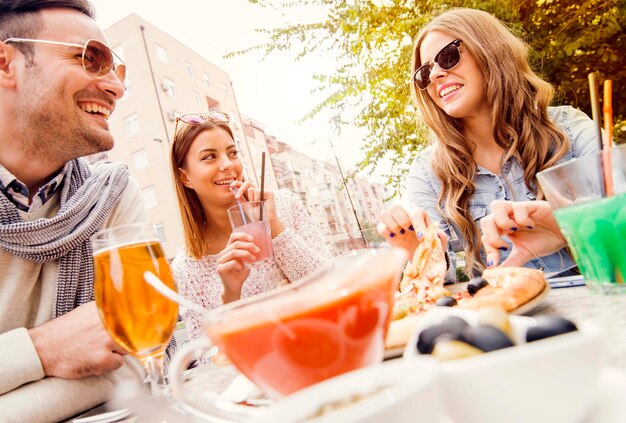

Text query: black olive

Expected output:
[526,316,578,343]
[416,317,469,354]
[461,324,514,352]
[417,324,447,354]
[436,296,458,307]
[467,277,489,296]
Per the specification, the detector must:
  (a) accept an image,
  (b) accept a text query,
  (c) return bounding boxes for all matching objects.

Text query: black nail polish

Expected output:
[498,246,508,251]
[408,225,415,231]
[390,232,396,238]
[511,227,518,231]
[400,229,406,235]
[527,226,534,230]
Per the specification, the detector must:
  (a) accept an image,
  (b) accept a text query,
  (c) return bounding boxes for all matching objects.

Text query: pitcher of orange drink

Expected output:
[168,247,405,421]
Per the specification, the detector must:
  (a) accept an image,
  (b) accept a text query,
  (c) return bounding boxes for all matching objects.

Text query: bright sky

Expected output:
[91,0,381,181]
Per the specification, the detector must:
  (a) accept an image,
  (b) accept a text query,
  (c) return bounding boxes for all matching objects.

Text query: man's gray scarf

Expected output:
[0,158,129,318]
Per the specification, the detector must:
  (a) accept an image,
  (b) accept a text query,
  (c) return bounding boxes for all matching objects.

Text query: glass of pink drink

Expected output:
[227,201,273,262]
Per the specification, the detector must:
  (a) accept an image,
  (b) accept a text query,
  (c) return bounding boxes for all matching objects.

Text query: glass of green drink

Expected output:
[537,144,626,294]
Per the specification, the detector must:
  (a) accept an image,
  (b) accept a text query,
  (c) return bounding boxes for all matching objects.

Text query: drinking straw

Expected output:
[604,80,614,149]
[231,187,248,225]
[588,72,607,197]
[259,151,266,221]
[588,73,604,151]
[603,79,614,196]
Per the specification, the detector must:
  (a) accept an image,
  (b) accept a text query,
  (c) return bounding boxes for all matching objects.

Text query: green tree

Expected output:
[234,0,625,193]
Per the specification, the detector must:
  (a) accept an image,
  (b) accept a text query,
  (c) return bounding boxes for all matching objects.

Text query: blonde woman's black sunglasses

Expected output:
[413,39,462,90]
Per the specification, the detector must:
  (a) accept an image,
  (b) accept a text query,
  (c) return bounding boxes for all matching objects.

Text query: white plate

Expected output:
[582,367,626,423]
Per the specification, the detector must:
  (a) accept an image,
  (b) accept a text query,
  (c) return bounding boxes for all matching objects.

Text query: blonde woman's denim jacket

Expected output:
[406,106,599,278]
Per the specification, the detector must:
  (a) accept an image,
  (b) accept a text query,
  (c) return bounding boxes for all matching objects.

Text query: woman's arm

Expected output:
[271,191,334,282]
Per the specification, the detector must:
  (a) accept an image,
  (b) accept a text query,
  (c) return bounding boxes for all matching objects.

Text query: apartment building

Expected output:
[102,14,388,258]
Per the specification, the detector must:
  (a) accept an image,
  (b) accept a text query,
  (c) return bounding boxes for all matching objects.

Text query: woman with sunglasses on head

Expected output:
[169,112,333,342]
[378,8,598,279]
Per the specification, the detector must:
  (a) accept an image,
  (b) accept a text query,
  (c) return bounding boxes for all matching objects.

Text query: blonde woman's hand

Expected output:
[377,205,447,260]
[217,232,259,304]
[481,200,566,267]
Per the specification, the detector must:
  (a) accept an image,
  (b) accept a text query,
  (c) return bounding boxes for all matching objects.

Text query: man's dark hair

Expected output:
[0,0,95,61]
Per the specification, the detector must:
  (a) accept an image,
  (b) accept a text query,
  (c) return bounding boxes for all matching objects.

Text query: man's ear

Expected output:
[178,168,193,189]
[0,42,18,88]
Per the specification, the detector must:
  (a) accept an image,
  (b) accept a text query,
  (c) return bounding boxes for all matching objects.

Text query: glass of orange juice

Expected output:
[92,223,179,398]
[168,247,406,421]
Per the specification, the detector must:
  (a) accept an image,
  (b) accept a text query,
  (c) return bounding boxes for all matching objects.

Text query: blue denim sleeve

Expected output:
[551,105,600,157]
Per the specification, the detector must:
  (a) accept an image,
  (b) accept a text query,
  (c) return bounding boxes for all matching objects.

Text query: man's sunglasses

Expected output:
[3,38,126,83]
[173,111,231,138]
[413,39,462,90]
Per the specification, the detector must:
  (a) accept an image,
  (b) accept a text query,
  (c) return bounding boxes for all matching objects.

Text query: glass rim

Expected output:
[201,247,405,324]
[91,222,160,253]
[537,143,626,179]
[226,200,266,213]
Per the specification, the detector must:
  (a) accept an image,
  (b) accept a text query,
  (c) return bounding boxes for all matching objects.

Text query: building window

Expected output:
[202,72,211,88]
[221,83,229,97]
[192,91,202,109]
[155,223,167,244]
[142,185,158,208]
[131,149,149,171]
[155,44,168,63]
[185,62,194,78]
[162,78,176,97]
[124,113,140,137]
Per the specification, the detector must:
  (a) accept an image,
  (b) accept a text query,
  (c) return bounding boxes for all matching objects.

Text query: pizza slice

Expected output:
[458,267,547,312]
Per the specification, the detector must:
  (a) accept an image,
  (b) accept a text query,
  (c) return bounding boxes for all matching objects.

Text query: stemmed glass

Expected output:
[91,223,179,398]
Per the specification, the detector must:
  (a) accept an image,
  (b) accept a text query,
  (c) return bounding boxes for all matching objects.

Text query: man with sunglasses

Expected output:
[0,1,147,421]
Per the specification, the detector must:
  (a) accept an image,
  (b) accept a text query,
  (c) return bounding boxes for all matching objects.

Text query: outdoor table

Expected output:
[530,285,626,371]
[67,284,626,422]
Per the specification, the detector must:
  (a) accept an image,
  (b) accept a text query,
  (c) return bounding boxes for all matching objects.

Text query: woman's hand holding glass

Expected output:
[217,232,259,304]
[230,180,285,238]
[377,204,448,259]
[480,200,567,267]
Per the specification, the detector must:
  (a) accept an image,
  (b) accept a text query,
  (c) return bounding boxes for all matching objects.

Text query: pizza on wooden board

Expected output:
[385,224,548,350]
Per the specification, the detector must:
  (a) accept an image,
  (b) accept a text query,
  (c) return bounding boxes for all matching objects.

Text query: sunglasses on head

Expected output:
[413,39,462,90]
[3,38,126,83]
[173,111,231,138]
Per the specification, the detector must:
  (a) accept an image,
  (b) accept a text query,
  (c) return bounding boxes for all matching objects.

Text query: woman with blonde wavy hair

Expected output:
[378,8,598,278]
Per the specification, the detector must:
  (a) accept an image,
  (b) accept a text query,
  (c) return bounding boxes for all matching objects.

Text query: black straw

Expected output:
[259,152,266,221]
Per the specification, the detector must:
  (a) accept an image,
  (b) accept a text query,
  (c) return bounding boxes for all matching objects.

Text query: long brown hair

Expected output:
[170,120,235,259]
[411,8,569,276]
